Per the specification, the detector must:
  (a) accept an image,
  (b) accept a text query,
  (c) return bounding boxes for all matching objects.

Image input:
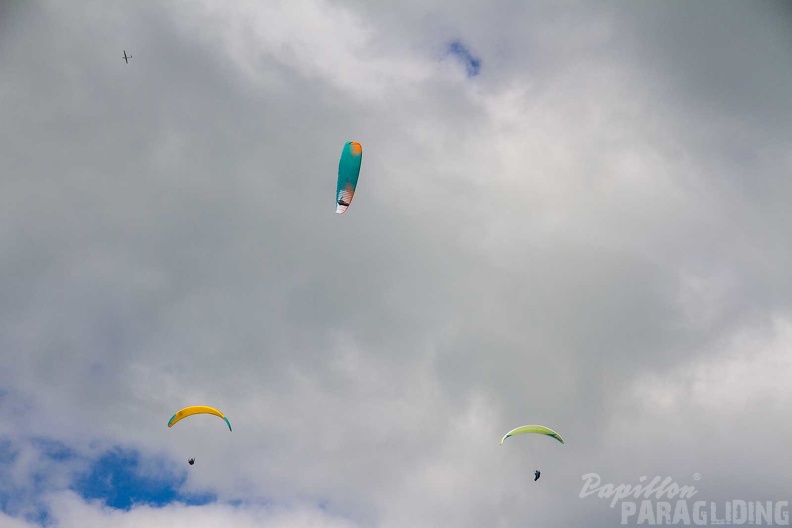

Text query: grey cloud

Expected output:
[1,1,791,527]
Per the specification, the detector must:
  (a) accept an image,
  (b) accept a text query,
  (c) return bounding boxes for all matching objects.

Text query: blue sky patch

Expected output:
[71,447,216,509]
[30,437,79,462]
[447,40,482,77]
[0,437,219,525]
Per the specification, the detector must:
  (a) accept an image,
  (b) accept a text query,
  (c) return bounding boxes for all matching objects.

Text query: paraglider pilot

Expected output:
[534,470,541,481]
[188,458,195,465]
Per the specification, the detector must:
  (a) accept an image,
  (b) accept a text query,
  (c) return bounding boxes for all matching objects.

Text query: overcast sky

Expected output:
[1,1,792,527]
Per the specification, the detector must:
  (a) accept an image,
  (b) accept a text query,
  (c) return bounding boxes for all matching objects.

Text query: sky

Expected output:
[1,0,792,526]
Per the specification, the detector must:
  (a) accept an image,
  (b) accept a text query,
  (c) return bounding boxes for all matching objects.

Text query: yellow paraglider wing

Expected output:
[500,425,564,445]
[168,406,232,432]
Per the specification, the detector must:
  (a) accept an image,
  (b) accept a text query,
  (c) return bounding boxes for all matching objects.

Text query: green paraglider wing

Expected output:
[500,425,564,445]
[336,141,362,214]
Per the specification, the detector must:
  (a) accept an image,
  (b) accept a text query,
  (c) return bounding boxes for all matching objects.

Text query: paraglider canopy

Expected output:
[168,406,232,432]
[500,425,564,445]
[336,141,362,214]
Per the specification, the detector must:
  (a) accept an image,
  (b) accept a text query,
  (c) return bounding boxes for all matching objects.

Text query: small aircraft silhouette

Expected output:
[122,50,132,64]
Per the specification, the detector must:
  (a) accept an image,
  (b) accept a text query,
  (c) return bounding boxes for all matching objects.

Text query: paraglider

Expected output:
[336,141,362,213]
[167,405,232,431]
[168,407,229,466]
[500,425,564,482]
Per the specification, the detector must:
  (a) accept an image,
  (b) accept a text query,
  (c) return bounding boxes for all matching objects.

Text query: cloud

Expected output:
[1,1,791,527]
[5,490,360,528]
[620,314,792,417]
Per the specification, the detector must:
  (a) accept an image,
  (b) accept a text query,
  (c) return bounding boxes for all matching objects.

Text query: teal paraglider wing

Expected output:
[336,141,362,214]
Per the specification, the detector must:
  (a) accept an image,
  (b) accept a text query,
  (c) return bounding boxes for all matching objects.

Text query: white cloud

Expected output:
[170,0,438,98]
[34,491,359,528]
[623,314,792,416]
